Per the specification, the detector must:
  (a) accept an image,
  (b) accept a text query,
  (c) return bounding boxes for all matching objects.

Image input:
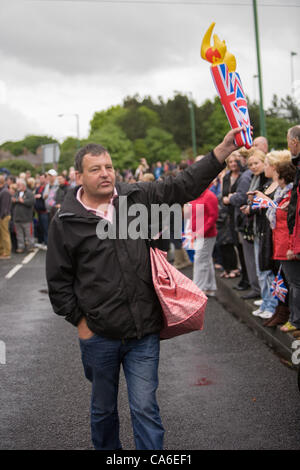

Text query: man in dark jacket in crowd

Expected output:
[287,125,300,240]
[35,173,49,247]
[54,174,69,210]
[12,178,35,253]
[46,127,247,451]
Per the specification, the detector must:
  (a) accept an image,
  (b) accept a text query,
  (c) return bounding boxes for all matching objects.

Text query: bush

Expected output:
[0,159,37,176]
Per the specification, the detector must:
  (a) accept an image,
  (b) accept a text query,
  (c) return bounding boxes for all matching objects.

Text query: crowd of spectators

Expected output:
[194,126,300,341]
[0,167,77,257]
[0,125,299,341]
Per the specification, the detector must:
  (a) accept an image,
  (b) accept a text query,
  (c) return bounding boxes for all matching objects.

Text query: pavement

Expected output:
[213,269,299,368]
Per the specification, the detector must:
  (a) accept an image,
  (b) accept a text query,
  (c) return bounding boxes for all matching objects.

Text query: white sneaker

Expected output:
[252,308,264,316]
[253,299,263,306]
[204,290,216,297]
[258,310,274,319]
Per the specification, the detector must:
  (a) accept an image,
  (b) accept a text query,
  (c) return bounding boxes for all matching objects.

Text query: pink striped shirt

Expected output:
[76,186,118,224]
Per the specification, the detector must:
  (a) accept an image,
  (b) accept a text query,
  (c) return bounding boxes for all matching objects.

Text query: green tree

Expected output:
[118,106,160,141]
[89,106,128,134]
[22,135,57,154]
[159,93,192,150]
[199,97,230,154]
[194,99,215,150]
[58,137,80,172]
[143,127,181,165]
[0,135,57,156]
[0,159,37,176]
[133,139,148,159]
[0,141,24,156]
[265,116,292,150]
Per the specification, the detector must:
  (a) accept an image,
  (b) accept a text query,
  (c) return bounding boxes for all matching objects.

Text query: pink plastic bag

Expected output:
[150,247,207,340]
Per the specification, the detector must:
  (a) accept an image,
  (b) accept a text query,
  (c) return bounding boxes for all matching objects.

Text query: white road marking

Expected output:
[5,264,23,280]
[4,248,40,279]
[22,249,39,265]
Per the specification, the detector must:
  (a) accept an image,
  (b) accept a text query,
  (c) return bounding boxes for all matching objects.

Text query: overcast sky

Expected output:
[0,0,299,144]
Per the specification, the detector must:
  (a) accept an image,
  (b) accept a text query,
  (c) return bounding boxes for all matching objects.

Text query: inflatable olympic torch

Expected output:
[201,22,252,148]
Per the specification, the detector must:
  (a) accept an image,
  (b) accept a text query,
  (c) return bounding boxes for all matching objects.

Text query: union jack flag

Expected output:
[210,63,252,148]
[270,270,288,302]
[252,196,278,210]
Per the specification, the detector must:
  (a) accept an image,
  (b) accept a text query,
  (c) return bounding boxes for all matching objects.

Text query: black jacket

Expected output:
[46,152,225,340]
[0,185,12,219]
[13,189,35,223]
[55,184,69,205]
[221,170,242,244]
[287,153,300,234]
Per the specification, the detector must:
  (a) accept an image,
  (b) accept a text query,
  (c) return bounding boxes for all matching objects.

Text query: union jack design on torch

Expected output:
[271,270,288,303]
[211,64,252,148]
[231,71,253,148]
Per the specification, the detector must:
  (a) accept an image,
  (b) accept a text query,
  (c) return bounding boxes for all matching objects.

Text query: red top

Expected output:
[190,189,218,238]
[292,186,300,255]
[272,190,293,260]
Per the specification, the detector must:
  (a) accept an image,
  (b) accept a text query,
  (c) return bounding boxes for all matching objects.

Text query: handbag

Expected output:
[149,246,207,340]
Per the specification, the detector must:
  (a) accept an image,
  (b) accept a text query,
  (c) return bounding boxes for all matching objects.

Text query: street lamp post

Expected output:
[58,113,80,140]
[252,0,266,137]
[291,51,297,98]
[253,74,258,103]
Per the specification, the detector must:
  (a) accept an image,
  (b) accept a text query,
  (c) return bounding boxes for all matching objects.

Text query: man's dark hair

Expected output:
[179,162,188,171]
[75,143,109,173]
[275,161,296,184]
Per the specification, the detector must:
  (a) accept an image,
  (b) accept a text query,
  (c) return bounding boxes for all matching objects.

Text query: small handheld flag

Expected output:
[270,267,288,302]
[252,196,278,210]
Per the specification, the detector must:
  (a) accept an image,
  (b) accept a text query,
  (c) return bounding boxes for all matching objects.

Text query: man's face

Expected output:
[17,182,26,192]
[77,152,116,200]
[253,137,268,154]
[48,175,56,185]
[58,175,65,186]
[69,170,76,181]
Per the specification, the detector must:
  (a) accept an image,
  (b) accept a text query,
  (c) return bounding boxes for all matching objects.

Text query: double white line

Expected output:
[5,249,39,280]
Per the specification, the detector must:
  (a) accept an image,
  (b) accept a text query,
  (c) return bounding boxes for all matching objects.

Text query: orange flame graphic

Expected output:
[201,22,236,72]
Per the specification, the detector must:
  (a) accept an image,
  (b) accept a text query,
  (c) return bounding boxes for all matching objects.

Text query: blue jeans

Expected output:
[79,333,164,450]
[254,237,278,313]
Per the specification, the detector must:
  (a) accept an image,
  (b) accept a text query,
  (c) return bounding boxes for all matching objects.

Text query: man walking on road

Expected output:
[46,128,247,450]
